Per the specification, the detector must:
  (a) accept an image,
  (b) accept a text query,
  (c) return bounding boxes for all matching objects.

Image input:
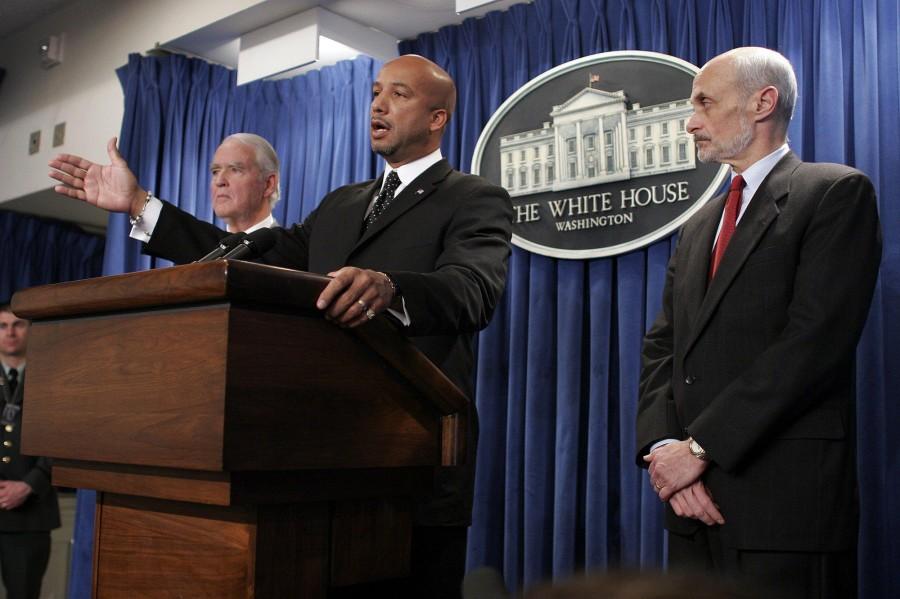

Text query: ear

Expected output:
[263,173,278,199]
[752,85,779,122]
[429,108,449,133]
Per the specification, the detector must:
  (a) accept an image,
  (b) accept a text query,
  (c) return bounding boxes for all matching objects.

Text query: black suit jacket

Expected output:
[636,152,882,551]
[146,158,514,525]
[0,369,61,532]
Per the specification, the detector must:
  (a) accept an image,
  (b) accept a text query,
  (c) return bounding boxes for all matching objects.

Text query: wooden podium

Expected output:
[11,260,468,599]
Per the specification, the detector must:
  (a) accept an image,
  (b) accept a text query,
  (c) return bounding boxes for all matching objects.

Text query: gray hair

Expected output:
[222,133,281,206]
[724,47,798,134]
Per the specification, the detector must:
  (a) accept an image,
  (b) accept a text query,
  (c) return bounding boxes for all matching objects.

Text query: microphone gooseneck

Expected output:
[220,227,277,261]
[195,232,247,263]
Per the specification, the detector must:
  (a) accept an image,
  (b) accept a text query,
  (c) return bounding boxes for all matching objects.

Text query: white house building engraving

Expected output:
[499,87,696,197]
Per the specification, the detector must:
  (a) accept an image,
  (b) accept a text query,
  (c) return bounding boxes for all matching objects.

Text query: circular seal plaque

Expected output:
[472,51,729,259]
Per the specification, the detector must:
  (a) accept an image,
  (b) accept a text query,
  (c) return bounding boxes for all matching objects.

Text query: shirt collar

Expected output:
[735,143,790,202]
[243,213,278,234]
[1,362,24,377]
[380,148,443,195]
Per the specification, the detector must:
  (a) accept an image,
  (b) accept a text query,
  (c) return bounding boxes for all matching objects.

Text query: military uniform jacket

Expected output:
[0,368,61,532]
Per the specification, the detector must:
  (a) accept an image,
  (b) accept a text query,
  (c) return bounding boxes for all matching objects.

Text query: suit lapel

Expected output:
[354,159,453,250]
[681,196,723,322]
[683,152,799,357]
[328,177,381,266]
[0,369,10,404]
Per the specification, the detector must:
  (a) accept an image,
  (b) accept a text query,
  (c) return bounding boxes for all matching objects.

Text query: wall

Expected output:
[0,0,264,208]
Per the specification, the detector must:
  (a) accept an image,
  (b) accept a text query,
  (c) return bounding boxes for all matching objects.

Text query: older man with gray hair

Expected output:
[637,47,881,598]
[208,133,280,233]
[80,132,281,239]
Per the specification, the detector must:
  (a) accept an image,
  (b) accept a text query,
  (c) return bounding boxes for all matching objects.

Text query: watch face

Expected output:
[689,439,705,458]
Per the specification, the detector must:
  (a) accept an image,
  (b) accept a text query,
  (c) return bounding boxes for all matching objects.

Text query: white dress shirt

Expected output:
[712,144,790,246]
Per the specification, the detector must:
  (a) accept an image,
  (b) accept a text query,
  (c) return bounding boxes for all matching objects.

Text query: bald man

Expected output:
[51,54,513,598]
[637,47,881,598]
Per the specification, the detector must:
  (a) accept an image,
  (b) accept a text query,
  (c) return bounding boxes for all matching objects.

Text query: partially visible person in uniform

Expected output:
[0,304,60,599]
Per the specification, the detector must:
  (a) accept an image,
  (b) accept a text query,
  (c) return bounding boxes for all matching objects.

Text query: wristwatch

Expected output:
[687,437,709,461]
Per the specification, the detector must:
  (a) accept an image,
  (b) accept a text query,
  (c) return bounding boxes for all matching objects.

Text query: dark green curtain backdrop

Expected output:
[67,1,897,598]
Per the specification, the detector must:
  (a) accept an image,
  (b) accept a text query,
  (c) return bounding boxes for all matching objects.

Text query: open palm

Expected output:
[49,137,143,214]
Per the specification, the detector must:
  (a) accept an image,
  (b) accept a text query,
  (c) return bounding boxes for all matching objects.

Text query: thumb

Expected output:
[107,137,127,167]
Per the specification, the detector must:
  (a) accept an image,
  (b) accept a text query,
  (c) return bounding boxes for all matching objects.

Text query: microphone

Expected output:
[195,232,247,263]
[220,228,277,261]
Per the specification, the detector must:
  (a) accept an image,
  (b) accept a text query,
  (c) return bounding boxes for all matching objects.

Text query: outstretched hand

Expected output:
[49,137,147,215]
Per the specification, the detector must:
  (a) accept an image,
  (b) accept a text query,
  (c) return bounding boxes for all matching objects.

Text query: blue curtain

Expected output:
[0,210,104,303]
[67,0,899,597]
[402,0,897,596]
[67,53,382,599]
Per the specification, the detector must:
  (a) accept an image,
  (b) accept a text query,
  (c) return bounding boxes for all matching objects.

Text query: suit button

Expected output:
[2,441,10,448]
[684,375,696,385]
[3,425,11,433]
[1,457,10,464]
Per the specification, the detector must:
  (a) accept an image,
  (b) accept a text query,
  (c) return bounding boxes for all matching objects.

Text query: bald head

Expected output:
[705,47,797,135]
[686,46,799,171]
[387,55,457,123]
[370,54,459,167]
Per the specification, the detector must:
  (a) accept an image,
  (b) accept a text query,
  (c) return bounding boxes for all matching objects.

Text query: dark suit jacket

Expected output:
[146,158,514,525]
[0,368,61,532]
[636,152,882,551]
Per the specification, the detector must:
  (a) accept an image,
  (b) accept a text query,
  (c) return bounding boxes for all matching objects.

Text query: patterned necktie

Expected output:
[364,171,402,231]
[6,369,17,397]
[709,174,746,281]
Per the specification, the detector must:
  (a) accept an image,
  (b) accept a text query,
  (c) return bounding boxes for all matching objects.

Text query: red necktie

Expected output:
[709,175,746,281]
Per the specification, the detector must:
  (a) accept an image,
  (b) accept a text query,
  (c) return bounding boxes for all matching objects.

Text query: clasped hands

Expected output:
[0,481,32,511]
[644,440,724,526]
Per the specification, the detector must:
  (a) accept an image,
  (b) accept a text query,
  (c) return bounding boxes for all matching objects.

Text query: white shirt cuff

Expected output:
[649,438,678,454]
[128,196,164,242]
[387,297,411,327]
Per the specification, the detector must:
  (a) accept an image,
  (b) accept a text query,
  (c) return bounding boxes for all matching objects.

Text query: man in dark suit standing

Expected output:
[0,305,61,599]
[636,47,881,599]
[50,54,512,598]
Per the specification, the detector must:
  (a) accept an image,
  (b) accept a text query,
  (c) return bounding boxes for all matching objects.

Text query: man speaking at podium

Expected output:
[50,54,513,598]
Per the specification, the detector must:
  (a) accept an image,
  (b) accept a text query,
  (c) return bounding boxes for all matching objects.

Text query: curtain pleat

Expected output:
[60,1,899,597]
[402,0,897,595]
[0,212,104,303]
